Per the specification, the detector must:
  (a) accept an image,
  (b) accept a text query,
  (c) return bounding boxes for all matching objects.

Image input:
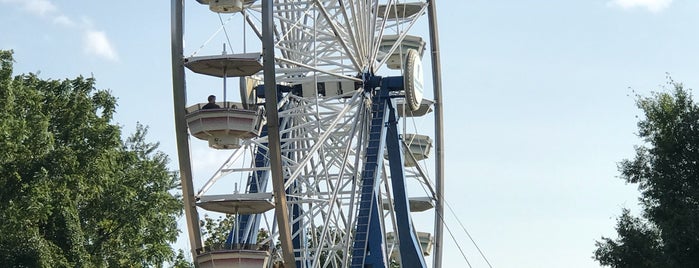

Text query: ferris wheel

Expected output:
[170,1,445,267]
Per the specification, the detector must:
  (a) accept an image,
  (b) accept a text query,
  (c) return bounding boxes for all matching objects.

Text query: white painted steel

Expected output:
[182,1,442,267]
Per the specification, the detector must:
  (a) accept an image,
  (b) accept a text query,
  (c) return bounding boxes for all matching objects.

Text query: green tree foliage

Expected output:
[200,214,236,248]
[0,50,183,267]
[594,79,699,267]
[177,214,272,266]
[170,250,195,268]
[198,214,271,248]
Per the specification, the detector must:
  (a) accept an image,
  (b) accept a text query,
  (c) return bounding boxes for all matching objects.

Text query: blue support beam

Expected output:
[350,85,391,268]
[351,75,427,268]
[385,102,428,268]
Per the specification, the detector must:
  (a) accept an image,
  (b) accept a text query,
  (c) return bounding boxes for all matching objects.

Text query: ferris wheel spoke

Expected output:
[195,143,252,197]
[312,0,362,71]
[373,3,428,72]
[248,1,366,76]
[242,9,263,40]
[282,92,363,190]
[335,0,365,69]
[275,45,356,71]
[368,0,394,67]
[294,146,359,243]
[274,57,362,82]
[247,0,436,77]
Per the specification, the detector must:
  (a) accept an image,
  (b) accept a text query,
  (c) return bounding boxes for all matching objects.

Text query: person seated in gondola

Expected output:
[202,95,221,109]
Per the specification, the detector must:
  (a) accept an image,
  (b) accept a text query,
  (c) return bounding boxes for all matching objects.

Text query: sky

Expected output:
[2,0,698,267]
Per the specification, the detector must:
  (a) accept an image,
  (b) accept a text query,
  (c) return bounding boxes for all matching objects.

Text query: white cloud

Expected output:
[53,15,75,27]
[83,30,119,62]
[608,0,673,12]
[2,0,120,62]
[1,0,57,16]
[24,0,56,16]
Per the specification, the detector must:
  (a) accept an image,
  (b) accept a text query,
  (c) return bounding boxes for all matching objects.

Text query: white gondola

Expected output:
[403,133,432,167]
[386,133,433,166]
[377,2,425,19]
[387,231,434,258]
[397,99,434,117]
[382,196,435,212]
[195,193,274,268]
[197,250,270,268]
[196,193,275,215]
[378,35,426,70]
[418,232,434,256]
[194,0,258,13]
[186,102,265,149]
[185,53,263,78]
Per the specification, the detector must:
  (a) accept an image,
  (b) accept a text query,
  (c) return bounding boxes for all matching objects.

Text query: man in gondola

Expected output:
[202,95,221,109]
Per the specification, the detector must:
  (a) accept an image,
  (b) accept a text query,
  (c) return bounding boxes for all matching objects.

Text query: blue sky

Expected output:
[2,0,698,267]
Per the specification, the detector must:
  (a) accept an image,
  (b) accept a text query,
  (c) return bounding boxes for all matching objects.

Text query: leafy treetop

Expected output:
[595,78,699,268]
[0,50,183,267]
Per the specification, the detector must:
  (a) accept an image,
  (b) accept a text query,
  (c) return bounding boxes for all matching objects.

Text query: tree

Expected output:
[170,250,195,268]
[200,213,236,248]
[594,79,699,267]
[0,50,183,267]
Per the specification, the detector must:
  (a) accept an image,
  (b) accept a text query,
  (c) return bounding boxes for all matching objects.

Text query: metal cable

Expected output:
[409,160,475,267]
[218,13,234,53]
[410,144,493,267]
[444,198,494,268]
[434,206,473,268]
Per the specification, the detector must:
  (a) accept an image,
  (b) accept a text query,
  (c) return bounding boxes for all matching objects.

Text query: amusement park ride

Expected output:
[170,0,444,267]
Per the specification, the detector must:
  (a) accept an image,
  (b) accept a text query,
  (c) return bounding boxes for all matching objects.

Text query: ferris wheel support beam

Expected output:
[426,1,446,267]
[386,97,428,268]
[350,82,391,268]
[170,0,203,261]
[262,1,297,267]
